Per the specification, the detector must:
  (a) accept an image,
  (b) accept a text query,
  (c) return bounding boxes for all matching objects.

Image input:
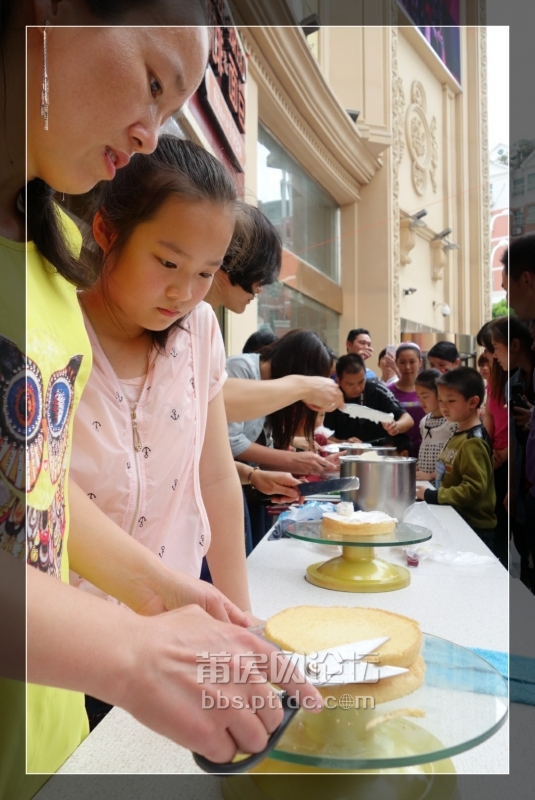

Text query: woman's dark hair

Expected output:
[415,368,442,393]
[85,135,238,349]
[482,320,508,404]
[242,327,277,354]
[427,341,459,363]
[490,315,533,353]
[259,329,332,450]
[221,204,281,294]
[477,353,490,368]
[501,233,535,281]
[396,343,421,360]
[476,320,494,353]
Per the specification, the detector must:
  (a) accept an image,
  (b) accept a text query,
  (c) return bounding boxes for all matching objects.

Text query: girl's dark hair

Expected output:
[221,204,282,294]
[259,329,332,450]
[482,320,509,404]
[86,135,238,349]
[415,368,442,393]
[477,353,490,367]
[242,327,277,354]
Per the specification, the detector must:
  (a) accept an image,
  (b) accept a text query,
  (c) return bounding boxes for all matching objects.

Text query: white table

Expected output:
[48,501,512,779]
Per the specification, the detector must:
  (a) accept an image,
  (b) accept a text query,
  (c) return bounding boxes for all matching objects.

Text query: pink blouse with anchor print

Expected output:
[69,301,227,597]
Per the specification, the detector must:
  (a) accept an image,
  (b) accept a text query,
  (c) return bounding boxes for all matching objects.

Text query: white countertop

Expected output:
[49,502,512,779]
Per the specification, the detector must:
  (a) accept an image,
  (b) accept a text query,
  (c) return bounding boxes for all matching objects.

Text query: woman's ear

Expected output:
[92,210,113,252]
[32,0,98,25]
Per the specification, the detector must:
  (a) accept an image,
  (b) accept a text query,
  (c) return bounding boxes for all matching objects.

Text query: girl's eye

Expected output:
[200,272,215,279]
[160,259,176,269]
[150,74,163,99]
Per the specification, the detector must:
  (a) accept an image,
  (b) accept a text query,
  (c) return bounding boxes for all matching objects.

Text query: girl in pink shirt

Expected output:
[70,137,255,617]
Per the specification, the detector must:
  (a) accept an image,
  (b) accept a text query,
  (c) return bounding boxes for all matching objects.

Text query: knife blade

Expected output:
[296,477,360,496]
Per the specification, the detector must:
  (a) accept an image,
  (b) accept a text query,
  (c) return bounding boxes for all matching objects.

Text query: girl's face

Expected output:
[378,355,396,378]
[415,384,439,414]
[396,349,422,383]
[27,26,209,193]
[479,363,491,381]
[96,197,235,336]
[491,338,509,371]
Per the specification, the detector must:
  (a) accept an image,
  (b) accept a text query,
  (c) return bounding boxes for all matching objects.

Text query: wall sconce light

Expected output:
[443,240,460,251]
[346,109,360,123]
[403,287,418,296]
[433,301,451,317]
[409,208,428,228]
[433,228,452,240]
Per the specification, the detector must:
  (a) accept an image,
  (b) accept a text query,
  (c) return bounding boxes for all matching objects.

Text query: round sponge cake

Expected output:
[264,606,422,669]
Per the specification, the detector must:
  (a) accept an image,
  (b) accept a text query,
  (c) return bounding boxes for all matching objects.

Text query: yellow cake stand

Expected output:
[284,520,432,593]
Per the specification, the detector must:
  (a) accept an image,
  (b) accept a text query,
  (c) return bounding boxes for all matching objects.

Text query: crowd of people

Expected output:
[0,10,532,796]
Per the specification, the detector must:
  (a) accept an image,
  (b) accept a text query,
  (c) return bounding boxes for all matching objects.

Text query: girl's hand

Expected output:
[493,448,508,469]
[415,486,426,501]
[416,470,435,482]
[250,469,301,502]
[382,420,399,436]
[136,567,254,627]
[301,378,344,413]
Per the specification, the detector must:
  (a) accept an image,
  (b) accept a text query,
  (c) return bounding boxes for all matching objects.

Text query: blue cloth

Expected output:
[469,648,535,705]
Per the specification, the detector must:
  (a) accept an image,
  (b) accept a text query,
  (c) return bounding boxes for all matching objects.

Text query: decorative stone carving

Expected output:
[405,81,438,196]
[480,27,491,322]
[391,29,404,343]
[431,239,447,281]
[400,217,416,265]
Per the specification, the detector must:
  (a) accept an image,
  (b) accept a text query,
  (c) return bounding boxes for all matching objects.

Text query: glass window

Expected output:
[514,209,525,226]
[257,125,340,282]
[528,173,535,192]
[528,205,535,224]
[513,178,525,196]
[257,282,339,353]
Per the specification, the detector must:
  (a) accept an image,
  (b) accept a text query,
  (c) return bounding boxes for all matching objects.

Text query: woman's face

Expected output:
[396,349,422,383]
[491,338,509,371]
[27,26,209,193]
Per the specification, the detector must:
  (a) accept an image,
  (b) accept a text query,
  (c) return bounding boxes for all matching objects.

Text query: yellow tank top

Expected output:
[0,208,92,785]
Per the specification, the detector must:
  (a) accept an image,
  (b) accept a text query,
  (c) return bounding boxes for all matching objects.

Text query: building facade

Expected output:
[489,143,508,305]
[203,10,490,369]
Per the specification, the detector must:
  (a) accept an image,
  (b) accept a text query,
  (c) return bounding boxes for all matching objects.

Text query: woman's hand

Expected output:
[415,486,426,501]
[292,436,320,452]
[383,352,400,377]
[287,450,337,476]
[513,399,533,429]
[250,469,301,503]
[300,377,344,413]
[416,470,435,482]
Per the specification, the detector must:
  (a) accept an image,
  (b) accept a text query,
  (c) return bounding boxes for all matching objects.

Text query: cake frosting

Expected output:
[321,508,397,537]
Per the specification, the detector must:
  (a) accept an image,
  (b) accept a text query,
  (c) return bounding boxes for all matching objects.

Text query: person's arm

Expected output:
[201,390,252,614]
[67,479,250,625]
[235,462,301,502]
[27,568,322,763]
[224,376,344,422]
[382,411,414,436]
[483,406,495,442]
[235,441,335,474]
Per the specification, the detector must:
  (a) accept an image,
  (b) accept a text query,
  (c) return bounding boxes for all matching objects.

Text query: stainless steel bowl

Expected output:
[335,444,397,457]
[340,455,417,520]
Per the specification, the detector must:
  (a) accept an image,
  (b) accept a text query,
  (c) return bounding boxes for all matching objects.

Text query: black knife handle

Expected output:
[192,692,298,774]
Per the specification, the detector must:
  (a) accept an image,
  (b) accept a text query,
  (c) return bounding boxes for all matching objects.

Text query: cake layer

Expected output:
[265,605,422,668]
[321,510,397,537]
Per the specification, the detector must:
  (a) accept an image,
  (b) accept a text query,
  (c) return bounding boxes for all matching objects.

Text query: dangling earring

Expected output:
[40,21,50,130]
